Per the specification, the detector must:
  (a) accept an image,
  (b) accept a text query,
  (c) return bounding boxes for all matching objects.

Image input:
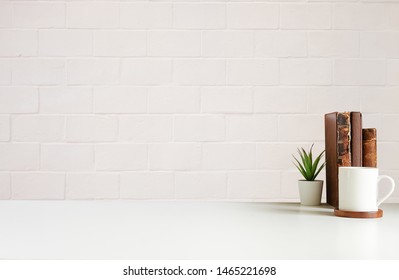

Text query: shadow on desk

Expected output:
[249,202,335,217]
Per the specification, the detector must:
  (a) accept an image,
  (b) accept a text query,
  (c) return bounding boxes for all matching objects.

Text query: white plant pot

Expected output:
[298,180,323,206]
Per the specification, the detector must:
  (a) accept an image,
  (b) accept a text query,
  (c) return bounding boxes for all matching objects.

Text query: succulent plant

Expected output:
[293,144,326,181]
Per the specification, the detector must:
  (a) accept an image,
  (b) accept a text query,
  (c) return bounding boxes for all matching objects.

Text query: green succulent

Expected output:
[293,144,326,181]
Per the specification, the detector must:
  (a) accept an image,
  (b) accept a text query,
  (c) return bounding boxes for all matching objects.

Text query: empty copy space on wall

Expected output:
[0,1,398,202]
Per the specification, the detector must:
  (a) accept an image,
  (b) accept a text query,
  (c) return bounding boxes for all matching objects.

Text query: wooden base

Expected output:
[334,208,383,219]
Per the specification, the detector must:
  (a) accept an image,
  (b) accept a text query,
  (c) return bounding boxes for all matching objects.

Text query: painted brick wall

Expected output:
[0,0,399,202]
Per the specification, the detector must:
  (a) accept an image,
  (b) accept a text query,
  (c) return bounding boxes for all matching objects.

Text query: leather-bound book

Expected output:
[325,112,353,208]
[350,112,363,167]
[362,128,377,167]
[336,112,351,167]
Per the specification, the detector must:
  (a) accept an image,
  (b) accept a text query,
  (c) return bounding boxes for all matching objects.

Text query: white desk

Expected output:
[0,201,398,259]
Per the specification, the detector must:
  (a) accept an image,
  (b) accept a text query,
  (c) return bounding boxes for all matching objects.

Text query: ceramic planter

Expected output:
[298,180,323,206]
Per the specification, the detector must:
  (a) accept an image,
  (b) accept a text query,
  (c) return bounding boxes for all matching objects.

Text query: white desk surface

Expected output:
[0,201,398,260]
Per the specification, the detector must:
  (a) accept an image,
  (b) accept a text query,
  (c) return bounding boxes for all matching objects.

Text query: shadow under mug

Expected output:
[338,167,395,212]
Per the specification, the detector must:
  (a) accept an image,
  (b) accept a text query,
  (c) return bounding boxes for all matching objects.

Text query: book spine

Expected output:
[325,113,338,207]
[350,112,363,167]
[362,128,377,167]
[337,112,351,167]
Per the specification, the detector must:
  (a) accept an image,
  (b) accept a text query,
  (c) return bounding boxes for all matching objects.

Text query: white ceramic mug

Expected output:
[339,167,395,212]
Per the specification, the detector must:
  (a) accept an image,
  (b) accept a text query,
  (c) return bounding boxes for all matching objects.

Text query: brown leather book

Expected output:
[337,112,351,167]
[362,128,377,167]
[325,112,353,208]
[350,112,363,167]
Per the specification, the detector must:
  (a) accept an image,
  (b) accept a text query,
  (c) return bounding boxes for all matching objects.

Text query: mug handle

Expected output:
[377,175,396,207]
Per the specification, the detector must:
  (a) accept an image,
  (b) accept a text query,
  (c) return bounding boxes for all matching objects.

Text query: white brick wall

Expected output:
[360,32,399,58]
[387,4,399,30]
[149,31,201,57]
[0,3,12,28]
[66,173,119,199]
[333,3,385,30]
[120,172,174,199]
[334,59,386,85]
[226,116,278,142]
[175,172,226,199]
[13,2,65,28]
[281,171,303,200]
[280,59,332,85]
[119,116,172,142]
[361,87,399,113]
[381,115,399,141]
[67,3,118,29]
[255,31,307,58]
[1,0,399,202]
[0,60,11,85]
[387,60,399,85]
[203,31,253,58]
[120,3,173,29]
[308,87,360,113]
[39,30,92,57]
[227,3,279,29]
[41,144,94,172]
[0,173,11,199]
[67,59,119,85]
[0,116,10,142]
[0,30,37,57]
[308,31,359,58]
[149,143,202,171]
[279,115,324,141]
[13,116,65,142]
[0,144,40,171]
[148,87,200,113]
[12,173,65,199]
[0,87,38,113]
[378,142,399,171]
[201,87,253,113]
[96,144,147,171]
[120,59,172,85]
[94,87,147,114]
[95,31,146,57]
[228,59,279,85]
[254,87,307,113]
[40,87,93,114]
[228,171,280,199]
[281,3,332,30]
[174,4,225,29]
[174,59,226,85]
[202,143,256,170]
[174,116,225,142]
[256,142,325,170]
[66,116,118,143]
[13,59,65,85]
